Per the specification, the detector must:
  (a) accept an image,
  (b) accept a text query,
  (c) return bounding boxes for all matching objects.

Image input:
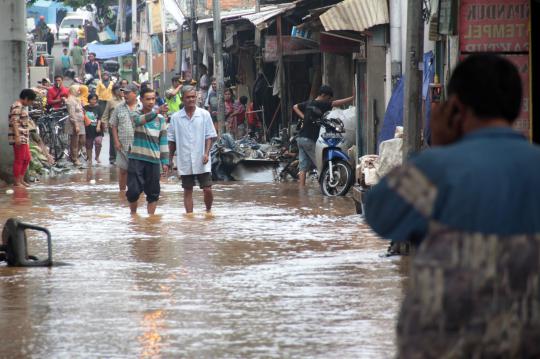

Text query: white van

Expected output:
[58,11,94,42]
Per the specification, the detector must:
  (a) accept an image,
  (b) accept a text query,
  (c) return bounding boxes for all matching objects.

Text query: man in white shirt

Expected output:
[168,85,217,214]
[138,66,149,84]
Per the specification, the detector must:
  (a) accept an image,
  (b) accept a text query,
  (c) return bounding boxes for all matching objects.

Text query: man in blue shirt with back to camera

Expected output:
[365,53,540,358]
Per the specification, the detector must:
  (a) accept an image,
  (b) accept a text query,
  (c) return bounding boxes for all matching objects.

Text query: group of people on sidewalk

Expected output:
[41,74,106,167]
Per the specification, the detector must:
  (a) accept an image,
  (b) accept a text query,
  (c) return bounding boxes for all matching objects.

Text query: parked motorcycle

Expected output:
[84,74,98,95]
[314,113,354,196]
[210,134,245,181]
[102,60,120,83]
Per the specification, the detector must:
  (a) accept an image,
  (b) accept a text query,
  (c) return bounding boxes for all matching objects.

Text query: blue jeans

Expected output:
[297,136,316,172]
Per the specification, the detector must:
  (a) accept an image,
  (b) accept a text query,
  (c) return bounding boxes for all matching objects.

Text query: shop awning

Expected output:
[319,0,389,33]
[241,3,297,29]
[163,0,185,27]
[87,41,133,59]
[196,2,298,28]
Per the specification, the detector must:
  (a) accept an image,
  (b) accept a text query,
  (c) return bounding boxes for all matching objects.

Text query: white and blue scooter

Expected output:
[314,113,354,196]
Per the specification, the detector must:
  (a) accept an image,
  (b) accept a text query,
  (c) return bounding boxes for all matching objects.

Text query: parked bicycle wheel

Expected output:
[51,116,69,161]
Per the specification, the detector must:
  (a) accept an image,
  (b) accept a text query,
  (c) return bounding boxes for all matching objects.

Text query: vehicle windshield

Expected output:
[60,18,83,28]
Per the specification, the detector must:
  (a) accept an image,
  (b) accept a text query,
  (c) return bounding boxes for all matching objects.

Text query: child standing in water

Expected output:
[84,94,104,165]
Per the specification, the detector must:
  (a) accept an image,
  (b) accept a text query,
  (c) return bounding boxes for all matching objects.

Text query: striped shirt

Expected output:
[8,101,30,145]
[128,111,169,166]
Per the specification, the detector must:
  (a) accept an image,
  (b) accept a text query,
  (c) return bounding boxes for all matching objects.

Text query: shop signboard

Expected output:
[263,36,318,62]
[459,0,529,53]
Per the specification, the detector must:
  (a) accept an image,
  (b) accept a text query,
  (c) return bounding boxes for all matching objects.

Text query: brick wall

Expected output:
[205,0,255,11]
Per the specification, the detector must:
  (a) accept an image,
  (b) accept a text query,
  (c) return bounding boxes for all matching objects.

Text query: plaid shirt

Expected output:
[8,101,30,145]
[110,102,137,150]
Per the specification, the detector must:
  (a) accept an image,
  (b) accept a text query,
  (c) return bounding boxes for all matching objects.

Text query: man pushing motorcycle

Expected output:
[292,85,354,187]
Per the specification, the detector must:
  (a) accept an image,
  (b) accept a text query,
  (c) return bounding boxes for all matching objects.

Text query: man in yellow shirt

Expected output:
[96,71,115,113]
[77,25,85,46]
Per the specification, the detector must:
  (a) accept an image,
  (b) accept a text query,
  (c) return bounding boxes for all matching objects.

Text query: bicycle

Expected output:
[35,108,70,162]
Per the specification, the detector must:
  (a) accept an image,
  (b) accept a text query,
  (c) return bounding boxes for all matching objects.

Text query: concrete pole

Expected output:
[190,0,198,83]
[276,16,287,135]
[161,0,167,88]
[390,0,402,82]
[402,0,424,159]
[132,0,137,42]
[176,25,183,74]
[212,0,225,135]
[147,4,153,83]
[0,0,26,181]
[255,0,261,13]
[117,0,125,42]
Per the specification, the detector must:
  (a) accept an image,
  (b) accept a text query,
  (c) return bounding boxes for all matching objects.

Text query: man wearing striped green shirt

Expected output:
[126,87,169,214]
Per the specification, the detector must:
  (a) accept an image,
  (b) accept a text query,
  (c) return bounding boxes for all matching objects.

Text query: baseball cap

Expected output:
[121,83,138,93]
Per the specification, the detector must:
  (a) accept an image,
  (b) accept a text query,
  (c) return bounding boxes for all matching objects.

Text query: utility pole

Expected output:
[0,0,26,179]
[255,0,261,12]
[276,15,287,135]
[131,0,137,42]
[160,0,167,88]
[116,0,122,41]
[147,3,153,82]
[212,0,225,135]
[190,0,198,83]
[117,0,126,42]
[176,25,183,74]
[402,0,424,160]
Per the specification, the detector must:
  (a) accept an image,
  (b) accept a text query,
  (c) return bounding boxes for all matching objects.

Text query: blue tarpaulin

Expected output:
[422,51,435,145]
[377,51,435,149]
[27,0,72,25]
[378,76,404,148]
[87,41,133,59]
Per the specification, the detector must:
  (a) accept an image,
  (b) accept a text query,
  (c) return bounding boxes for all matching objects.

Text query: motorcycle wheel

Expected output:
[319,159,354,196]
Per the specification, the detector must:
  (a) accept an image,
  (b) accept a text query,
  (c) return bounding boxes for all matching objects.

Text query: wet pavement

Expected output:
[0,135,406,358]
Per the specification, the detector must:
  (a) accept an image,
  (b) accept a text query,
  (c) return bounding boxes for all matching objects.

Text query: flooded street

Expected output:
[0,153,406,358]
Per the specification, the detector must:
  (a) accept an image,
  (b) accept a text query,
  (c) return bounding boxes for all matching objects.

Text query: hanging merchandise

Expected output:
[151,35,163,54]
[202,32,208,68]
[181,49,189,72]
[224,25,235,48]
[272,61,281,98]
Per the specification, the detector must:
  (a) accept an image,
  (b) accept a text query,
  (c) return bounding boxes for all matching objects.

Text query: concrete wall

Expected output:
[366,40,387,154]
[322,53,354,101]
[0,1,27,182]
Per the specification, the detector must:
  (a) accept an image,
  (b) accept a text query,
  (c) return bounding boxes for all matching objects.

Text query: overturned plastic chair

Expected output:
[0,218,52,267]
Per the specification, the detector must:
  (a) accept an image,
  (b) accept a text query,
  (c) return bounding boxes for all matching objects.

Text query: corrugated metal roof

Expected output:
[196,2,297,26]
[241,3,297,29]
[319,0,389,33]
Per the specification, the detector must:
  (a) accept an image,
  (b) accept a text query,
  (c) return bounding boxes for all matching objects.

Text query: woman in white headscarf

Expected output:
[65,84,86,166]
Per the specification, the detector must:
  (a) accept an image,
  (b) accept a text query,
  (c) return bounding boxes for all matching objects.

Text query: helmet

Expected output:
[84,73,94,85]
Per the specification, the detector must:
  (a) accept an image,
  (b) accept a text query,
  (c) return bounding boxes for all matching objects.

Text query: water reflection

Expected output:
[0,165,405,358]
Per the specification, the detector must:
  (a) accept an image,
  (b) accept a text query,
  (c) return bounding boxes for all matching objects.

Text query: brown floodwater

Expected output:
[0,160,406,358]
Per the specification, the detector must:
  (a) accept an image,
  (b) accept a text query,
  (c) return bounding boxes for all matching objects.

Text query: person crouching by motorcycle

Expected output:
[292,85,354,186]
